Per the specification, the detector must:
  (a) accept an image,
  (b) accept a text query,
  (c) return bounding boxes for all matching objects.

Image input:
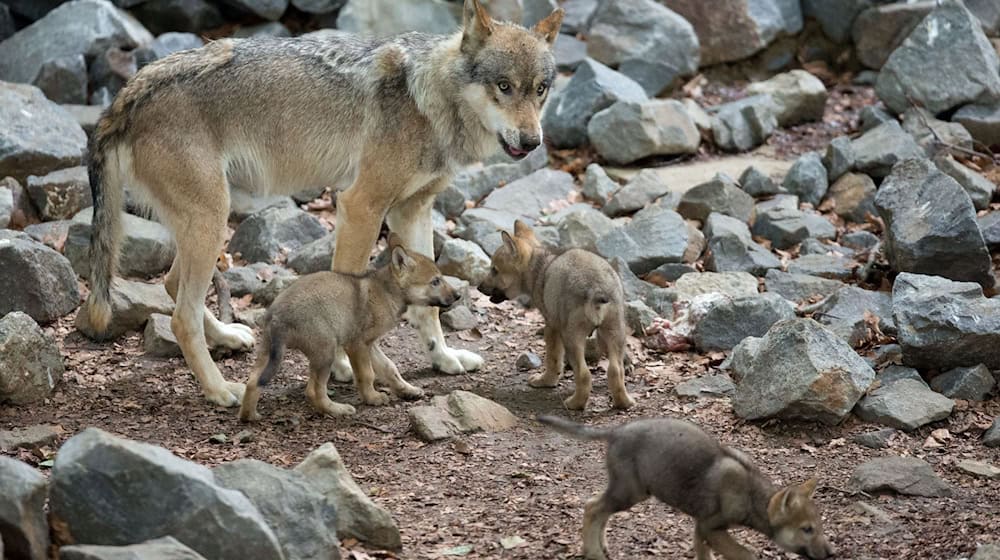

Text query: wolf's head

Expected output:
[387,234,459,309]
[768,478,836,559]
[459,0,563,160]
[479,220,539,305]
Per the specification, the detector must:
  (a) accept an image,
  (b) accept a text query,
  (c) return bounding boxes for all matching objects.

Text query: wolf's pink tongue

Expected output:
[510,146,526,155]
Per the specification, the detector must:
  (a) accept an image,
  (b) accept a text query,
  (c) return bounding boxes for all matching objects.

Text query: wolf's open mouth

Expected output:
[498,134,529,160]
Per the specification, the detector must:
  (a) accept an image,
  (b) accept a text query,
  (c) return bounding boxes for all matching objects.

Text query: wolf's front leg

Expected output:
[387,186,484,375]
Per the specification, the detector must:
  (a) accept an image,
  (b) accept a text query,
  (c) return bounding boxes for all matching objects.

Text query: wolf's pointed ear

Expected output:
[501,230,518,256]
[391,246,414,273]
[801,478,818,497]
[533,7,564,46]
[513,219,535,240]
[462,0,494,52]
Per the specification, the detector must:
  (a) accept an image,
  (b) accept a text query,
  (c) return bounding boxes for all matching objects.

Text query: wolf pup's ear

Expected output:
[800,478,818,497]
[462,0,494,52]
[513,219,536,240]
[500,230,518,256]
[533,7,565,46]
[391,246,414,272]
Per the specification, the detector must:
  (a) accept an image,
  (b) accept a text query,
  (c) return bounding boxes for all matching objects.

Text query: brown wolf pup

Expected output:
[239,236,458,422]
[79,0,564,408]
[479,221,634,410]
[538,415,836,560]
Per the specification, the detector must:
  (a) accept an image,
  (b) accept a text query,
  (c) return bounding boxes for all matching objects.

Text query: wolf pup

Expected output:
[479,221,634,410]
[239,236,458,422]
[538,415,836,560]
[80,0,564,408]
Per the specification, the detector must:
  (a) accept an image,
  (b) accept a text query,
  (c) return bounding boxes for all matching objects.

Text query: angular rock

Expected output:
[787,253,855,281]
[823,136,855,183]
[542,58,647,149]
[588,99,699,164]
[675,374,735,398]
[746,70,827,126]
[553,33,587,72]
[782,151,828,206]
[0,424,63,452]
[647,262,697,284]
[336,0,460,36]
[980,212,1000,250]
[892,272,1000,370]
[76,279,174,340]
[855,373,953,430]
[677,174,754,223]
[860,105,896,133]
[934,154,995,211]
[952,102,1000,147]
[560,0,598,34]
[802,0,870,43]
[674,271,759,302]
[704,212,780,277]
[0,230,79,321]
[799,239,854,258]
[690,293,795,351]
[602,169,671,217]
[436,239,490,285]
[0,83,87,182]
[436,146,549,217]
[850,457,952,497]
[32,54,88,105]
[295,443,400,550]
[49,428,284,559]
[985,417,1000,447]
[408,390,518,442]
[814,286,894,346]
[142,313,180,358]
[557,207,617,252]
[751,206,836,250]
[228,206,327,264]
[441,305,478,331]
[623,299,658,335]
[213,459,340,560]
[732,318,876,425]
[25,165,91,221]
[957,460,1000,479]
[455,208,517,255]
[663,0,803,65]
[851,121,925,179]
[852,1,935,70]
[595,205,690,274]
[853,428,896,449]
[66,208,176,279]
[479,168,574,221]
[130,0,223,35]
[875,158,995,289]
[901,107,974,157]
[586,0,700,95]
[825,172,876,223]
[929,364,995,401]
[287,232,335,275]
[516,351,543,370]
[738,165,780,197]
[842,231,880,252]
[59,537,208,560]
[876,1,1000,115]
[581,163,620,205]
[0,455,49,560]
[711,95,779,152]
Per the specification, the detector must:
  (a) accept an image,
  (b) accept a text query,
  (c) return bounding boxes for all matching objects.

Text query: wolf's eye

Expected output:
[497,80,511,93]
[431,277,441,286]
[802,526,814,535]
[536,84,547,96]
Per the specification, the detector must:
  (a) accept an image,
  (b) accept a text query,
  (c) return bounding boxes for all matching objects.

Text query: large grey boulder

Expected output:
[875,158,995,289]
[849,457,952,497]
[0,0,152,84]
[228,206,328,264]
[542,58,647,149]
[296,443,401,550]
[781,151,828,206]
[746,70,827,126]
[851,121,925,180]
[32,54,88,104]
[703,212,780,277]
[587,99,699,164]
[436,238,490,285]
[214,459,340,560]
[892,272,1000,370]
[854,367,954,430]
[0,456,49,560]
[852,1,935,70]
[676,174,754,223]
[26,165,91,221]
[65,207,176,279]
[0,312,64,405]
[586,0,699,95]
[557,207,617,252]
[876,1,1000,115]
[76,279,174,340]
[595,205,691,274]
[690,293,795,352]
[49,428,284,559]
[732,318,875,425]
[336,0,459,36]
[0,232,79,322]
[479,168,574,221]
[814,286,894,347]
[602,169,671,217]
[0,83,87,182]
[662,0,802,65]
[58,537,207,560]
[711,95,778,152]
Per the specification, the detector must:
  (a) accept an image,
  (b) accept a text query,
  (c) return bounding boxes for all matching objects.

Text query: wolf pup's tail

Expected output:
[256,322,286,387]
[80,129,125,336]
[537,415,616,440]
[584,290,613,326]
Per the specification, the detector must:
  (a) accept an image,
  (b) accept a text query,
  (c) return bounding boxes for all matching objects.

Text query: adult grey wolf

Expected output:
[79,0,564,407]
[538,416,836,560]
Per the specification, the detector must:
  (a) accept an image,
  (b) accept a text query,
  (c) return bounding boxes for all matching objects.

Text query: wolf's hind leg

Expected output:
[305,353,356,417]
[165,254,255,352]
[529,325,563,387]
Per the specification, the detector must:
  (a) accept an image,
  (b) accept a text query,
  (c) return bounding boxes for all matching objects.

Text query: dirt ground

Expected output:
[3,287,999,560]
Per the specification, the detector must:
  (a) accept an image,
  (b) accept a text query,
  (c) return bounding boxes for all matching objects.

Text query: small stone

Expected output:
[851,121,925,180]
[690,293,796,352]
[59,537,208,560]
[859,105,895,133]
[738,165,780,197]
[751,206,836,250]
[764,269,844,303]
[675,374,735,398]
[603,169,672,217]
[142,313,181,358]
[787,253,856,281]
[956,460,1000,479]
[32,54,88,105]
[228,206,328,264]
[0,424,63,452]
[66,208,176,279]
[850,456,952,497]
[852,1,935,69]
[0,232,80,323]
[711,95,778,152]
[437,239,491,285]
[287,232,336,275]
[852,428,896,449]
[929,364,995,401]
[409,390,518,442]
[229,191,295,221]
[441,305,478,331]
[677,173,754,223]
[934,154,995,211]
[814,286,894,346]
[823,136,855,183]
[984,417,1000,447]
[704,212,780,277]
[842,231,880,252]
[825,172,877,223]
[624,299,658,335]
[595,205,691,274]
[674,271,759,302]
[953,102,1000,147]
[479,168,575,222]
[588,99,700,164]
[901,107,974,157]
[75,279,174,340]
[782,151,828,207]
[973,544,1000,560]
[25,166,91,221]
[581,163,620,205]
[0,83,86,182]
[646,262,696,284]
[516,352,543,371]
[980,212,1000,251]
[854,376,954,431]
[746,70,827,126]
[557,207,617,252]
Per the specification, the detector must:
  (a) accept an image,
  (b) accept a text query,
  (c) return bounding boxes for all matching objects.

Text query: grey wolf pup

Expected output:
[538,415,836,560]
[479,221,634,410]
[240,235,458,421]
[79,0,564,407]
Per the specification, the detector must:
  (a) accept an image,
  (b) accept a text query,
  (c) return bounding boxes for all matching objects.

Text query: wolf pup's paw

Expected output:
[211,323,256,351]
[362,390,392,406]
[528,372,560,388]
[320,402,356,417]
[612,392,636,410]
[563,394,589,410]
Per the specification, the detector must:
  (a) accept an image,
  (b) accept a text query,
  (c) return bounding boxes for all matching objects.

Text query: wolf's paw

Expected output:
[394,382,425,400]
[331,354,354,383]
[320,401,356,417]
[205,383,243,407]
[612,392,636,410]
[528,372,559,388]
[433,347,484,374]
[362,390,391,406]
[563,394,589,411]
[210,323,255,351]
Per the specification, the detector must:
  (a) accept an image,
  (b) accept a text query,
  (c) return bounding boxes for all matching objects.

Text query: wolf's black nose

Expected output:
[519,133,540,153]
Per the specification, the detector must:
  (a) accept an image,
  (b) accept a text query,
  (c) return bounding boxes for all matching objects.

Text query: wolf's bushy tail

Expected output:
[81,128,124,336]
[256,322,286,387]
[537,415,615,441]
